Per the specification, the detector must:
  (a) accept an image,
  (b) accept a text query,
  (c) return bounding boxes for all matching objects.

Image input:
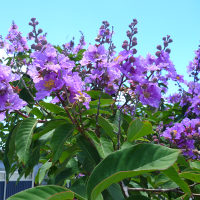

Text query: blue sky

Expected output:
[0,0,200,80]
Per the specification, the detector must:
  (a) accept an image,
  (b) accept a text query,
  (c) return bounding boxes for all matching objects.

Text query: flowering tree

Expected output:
[0,18,200,199]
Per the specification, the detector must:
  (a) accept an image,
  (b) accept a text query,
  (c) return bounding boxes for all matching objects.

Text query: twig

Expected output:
[14,110,46,123]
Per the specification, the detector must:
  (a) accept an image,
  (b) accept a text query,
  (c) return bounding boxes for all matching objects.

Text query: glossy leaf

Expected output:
[15,118,37,164]
[87,143,180,200]
[127,119,152,142]
[50,123,74,161]
[7,185,81,200]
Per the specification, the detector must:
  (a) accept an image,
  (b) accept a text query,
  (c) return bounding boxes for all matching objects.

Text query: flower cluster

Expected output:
[28,43,90,108]
[0,65,26,120]
[161,118,200,159]
[4,22,29,54]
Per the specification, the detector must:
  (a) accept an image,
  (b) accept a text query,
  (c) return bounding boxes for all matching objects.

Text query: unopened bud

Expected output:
[129,56,135,63]
[132,48,137,54]
[38,29,43,34]
[169,39,173,43]
[156,45,162,50]
[41,40,47,45]
[35,44,42,51]
[164,41,168,47]
[156,51,161,57]
[165,48,171,54]
[162,37,166,41]
[29,32,34,37]
[31,44,36,49]
[132,40,137,46]
[31,18,36,22]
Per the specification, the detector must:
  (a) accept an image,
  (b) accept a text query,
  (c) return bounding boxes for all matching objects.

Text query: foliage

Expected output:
[0,17,200,199]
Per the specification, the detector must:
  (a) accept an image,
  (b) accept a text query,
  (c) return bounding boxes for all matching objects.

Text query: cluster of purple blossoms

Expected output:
[168,46,200,116]
[28,43,91,108]
[4,22,29,54]
[161,118,200,159]
[0,65,27,120]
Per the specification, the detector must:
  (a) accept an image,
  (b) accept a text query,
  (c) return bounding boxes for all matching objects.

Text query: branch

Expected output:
[127,183,200,197]
[14,110,46,123]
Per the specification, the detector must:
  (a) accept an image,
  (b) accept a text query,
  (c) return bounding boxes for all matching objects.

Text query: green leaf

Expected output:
[33,119,67,140]
[50,123,74,161]
[82,108,112,116]
[87,143,180,200]
[7,185,75,200]
[180,171,200,183]
[100,137,114,158]
[77,136,101,173]
[98,116,117,143]
[59,145,80,163]
[127,119,152,142]
[86,90,112,100]
[15,118,38,164]
[90,99,114,107]
[35,161,52,184]
[163,166,191,195]
[3,124,20,180]
[39,101,66,114]
[190,160,200,170]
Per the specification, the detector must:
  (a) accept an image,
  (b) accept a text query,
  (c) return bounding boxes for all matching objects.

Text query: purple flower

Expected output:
[0,64,27,120]
[136,83,161,107]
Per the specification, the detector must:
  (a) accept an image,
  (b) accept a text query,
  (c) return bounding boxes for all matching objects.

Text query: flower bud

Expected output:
[165,48,171,54]
[168,39,173,43]
[38,29,43,34]
[29,32,34,37]
[156,51,161,57]
[156,45,162,50]
[31,18,36,22]
[41,40,47,45]
[35,44,42,51]
[132,48,137,54]
[164,41,168,47]
[162,37,166,41]
[129,56,135,63]
[31,44,36,49]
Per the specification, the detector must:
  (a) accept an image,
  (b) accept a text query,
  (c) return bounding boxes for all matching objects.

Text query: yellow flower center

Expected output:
[172,130,177,135]
[176,76,180,80]
[44,79,55,90]
[114,55,121,61]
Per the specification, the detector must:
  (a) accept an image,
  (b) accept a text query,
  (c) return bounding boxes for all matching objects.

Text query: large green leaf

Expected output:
[15,118,38,164]
[127,119,152,142]
[7,185,85,200]
[50,123,74,161]
[87,143,180,200]
[163,166,191,195]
